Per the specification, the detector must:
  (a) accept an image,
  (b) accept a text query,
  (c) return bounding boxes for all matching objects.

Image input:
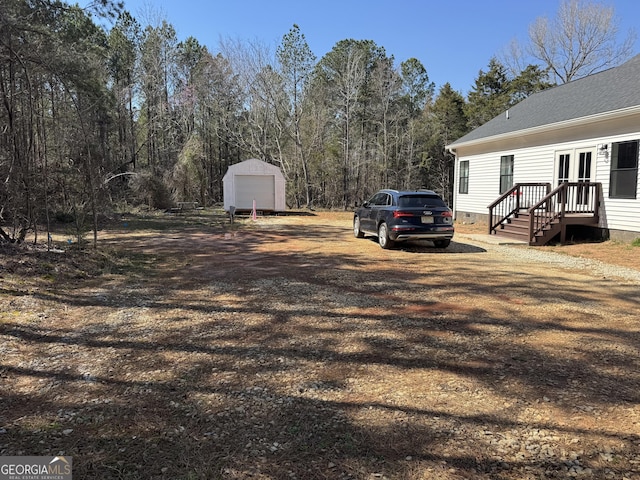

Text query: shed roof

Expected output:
[448,54,640,148]
[222,158,284,178]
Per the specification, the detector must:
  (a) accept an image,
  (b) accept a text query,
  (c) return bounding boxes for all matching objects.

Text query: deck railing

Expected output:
[528,182,600,240]
[488,182,601,243]
[488,183,551,234]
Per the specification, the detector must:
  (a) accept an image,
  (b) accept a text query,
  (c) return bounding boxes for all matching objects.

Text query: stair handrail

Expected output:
[488,185,520,234]
[488,183,550,234]
[527,183,565,242]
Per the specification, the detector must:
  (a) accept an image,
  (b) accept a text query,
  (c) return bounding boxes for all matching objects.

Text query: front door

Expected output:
[556,148,594,207]
[556,149,594,184]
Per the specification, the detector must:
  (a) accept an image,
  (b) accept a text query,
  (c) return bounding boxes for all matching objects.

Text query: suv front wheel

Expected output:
[378,222,394,249]
[353,216,364,238]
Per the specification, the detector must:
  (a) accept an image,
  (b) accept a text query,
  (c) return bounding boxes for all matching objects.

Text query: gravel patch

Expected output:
[459,233,640,283]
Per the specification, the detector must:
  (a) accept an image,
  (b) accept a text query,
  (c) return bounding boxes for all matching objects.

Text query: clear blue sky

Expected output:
[115,0,640,95]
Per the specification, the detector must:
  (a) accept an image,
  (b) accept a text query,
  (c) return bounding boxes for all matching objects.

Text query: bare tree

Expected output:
[276,24,316,208]
[218,37,284,163]
[316,40,366,208]
[499,38,529,79]
[528,0,636,83]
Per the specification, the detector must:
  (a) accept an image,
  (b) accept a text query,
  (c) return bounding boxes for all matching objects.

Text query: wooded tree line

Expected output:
[1,0,634,244]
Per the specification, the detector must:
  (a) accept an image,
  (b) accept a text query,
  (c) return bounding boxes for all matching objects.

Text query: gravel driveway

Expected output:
[1,211,639,479]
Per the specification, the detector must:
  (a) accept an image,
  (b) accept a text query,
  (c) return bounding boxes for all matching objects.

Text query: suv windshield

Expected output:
[398,194,446,208]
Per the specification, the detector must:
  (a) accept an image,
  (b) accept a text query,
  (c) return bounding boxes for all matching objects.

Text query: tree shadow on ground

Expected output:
[1,212,638,479]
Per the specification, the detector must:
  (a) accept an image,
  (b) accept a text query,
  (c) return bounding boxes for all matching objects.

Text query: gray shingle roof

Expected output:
[449,54,640,147]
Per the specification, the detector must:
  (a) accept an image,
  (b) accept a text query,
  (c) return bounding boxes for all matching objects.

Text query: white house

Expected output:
[222,159,286,213]
[447,54,640,244]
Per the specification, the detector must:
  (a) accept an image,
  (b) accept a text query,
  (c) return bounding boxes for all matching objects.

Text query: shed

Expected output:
[223,158,286,213]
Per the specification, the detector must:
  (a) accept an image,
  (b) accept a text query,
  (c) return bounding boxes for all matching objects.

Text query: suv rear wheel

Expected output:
[378,222,394,249]
[433,239,451,248]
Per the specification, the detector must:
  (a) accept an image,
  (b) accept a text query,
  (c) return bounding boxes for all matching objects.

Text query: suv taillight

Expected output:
[393,211,414,218]
[441,210,453,218]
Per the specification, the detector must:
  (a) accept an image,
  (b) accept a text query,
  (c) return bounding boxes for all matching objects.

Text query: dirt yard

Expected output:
[1,210,639,479]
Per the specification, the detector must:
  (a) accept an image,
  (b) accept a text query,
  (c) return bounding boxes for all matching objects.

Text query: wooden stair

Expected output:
[489,182,601,246]
[495,212,530,242]
[495,212,562,245]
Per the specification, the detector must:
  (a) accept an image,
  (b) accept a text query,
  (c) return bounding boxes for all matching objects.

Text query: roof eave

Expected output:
[446,105,640,152]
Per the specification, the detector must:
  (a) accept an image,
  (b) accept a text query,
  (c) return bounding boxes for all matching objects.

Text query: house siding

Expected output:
[454,145,557,217]
[596,136,640,235]
[454,132,640,235]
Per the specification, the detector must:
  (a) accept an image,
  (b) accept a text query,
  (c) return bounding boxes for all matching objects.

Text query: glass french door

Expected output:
[557,152,571,184]
[576,150,593,205]
[556,149,594,208]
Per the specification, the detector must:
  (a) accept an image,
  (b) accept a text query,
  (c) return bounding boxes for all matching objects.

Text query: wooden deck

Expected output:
[489,183,601,246]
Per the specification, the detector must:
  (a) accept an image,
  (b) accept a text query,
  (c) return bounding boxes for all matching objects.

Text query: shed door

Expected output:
[235,175,275,210]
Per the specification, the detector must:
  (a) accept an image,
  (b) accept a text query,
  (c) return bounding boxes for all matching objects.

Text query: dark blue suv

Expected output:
[353,189,454,249]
